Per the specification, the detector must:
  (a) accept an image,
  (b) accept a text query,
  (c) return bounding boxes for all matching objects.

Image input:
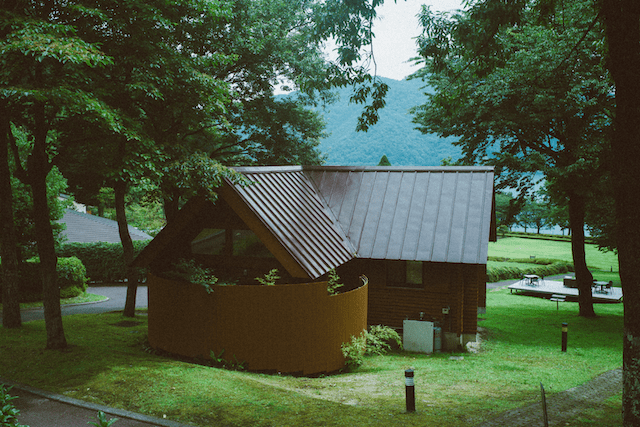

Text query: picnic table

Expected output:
[593,281,612,293]
[524,274,540,286]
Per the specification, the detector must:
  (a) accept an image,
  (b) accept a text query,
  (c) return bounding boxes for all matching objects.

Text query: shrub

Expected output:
[365,325,403,355]
[486,258,574,283]
[0,385,27,427]
[341,325,403,371]
[341,331,367,371]
[57,256,88,298]
[0,256,89,302]
[57,241,149,282]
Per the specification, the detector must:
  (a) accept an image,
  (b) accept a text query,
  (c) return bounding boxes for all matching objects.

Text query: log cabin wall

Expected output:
[336,259,484,336]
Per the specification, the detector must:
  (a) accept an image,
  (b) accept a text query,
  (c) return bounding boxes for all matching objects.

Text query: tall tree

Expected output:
[0,104,20,328]
[1,0,119,347]
[601,1,640,424]
[411,0,613,317]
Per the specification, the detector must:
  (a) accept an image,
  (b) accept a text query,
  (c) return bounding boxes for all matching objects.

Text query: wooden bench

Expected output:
[550,294,566,310]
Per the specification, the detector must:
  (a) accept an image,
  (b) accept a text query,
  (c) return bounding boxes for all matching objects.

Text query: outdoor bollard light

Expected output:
[561,322,568,352]
[405,368,415,412]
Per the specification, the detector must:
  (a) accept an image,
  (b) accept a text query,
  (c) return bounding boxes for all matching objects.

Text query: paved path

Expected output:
[15,284,149,323]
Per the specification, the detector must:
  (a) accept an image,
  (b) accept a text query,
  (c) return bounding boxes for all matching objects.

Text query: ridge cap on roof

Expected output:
[230,165,494,174]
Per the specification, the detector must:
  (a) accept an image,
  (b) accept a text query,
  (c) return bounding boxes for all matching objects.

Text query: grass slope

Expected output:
[488,237,619,272]
[1,288,622,427]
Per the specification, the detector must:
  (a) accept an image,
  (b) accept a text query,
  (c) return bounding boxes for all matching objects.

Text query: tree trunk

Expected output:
[0,111,21,328]
[28,103,66,349]
[163,187,181,224]
[568,193,595,317]
[115,180,139,318]
[603,2,640,425]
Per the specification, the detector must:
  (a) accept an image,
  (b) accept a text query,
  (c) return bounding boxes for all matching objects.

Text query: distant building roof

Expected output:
[58,209,152,244]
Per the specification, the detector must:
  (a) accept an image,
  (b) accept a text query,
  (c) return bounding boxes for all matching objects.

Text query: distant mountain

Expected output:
[310,77,461,166]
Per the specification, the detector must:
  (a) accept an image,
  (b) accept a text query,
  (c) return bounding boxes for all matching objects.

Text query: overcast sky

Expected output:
[367,0,464,80]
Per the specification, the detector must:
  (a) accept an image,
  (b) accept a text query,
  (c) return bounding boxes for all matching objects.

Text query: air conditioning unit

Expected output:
[403,320,434,353]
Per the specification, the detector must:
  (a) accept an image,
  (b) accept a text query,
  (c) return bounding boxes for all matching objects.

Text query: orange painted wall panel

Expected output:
[147,274,368,375]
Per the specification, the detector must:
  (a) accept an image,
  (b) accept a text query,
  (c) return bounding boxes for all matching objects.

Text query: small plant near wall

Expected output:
[88,411,118,427]
[327,268,344,295]
[341,325,403,371]
[163,259,218,294]
[341,331,367,370]
[255,269,280,286]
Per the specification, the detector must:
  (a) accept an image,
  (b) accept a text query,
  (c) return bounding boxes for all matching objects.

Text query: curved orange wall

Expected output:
[146,274,368,375]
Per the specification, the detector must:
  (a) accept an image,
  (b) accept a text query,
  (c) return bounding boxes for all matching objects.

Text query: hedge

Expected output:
[486,257,574,283]
[56,240,150,283]
[0,256,88,302]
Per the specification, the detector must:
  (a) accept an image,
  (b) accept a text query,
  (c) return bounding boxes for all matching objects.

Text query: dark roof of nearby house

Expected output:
[58,209,152,244]
[133,165,495,280]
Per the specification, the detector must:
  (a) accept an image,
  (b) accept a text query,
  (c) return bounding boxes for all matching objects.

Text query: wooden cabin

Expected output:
[134,165,496,350]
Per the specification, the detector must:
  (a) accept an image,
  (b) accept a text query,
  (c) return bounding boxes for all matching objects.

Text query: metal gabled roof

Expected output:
[224,166,494,279]
[226,166,356,279]
[305,166,495,265]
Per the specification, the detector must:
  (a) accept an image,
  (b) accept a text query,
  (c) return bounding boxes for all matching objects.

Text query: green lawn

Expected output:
[1,289,622,427]
[488,237,619,273]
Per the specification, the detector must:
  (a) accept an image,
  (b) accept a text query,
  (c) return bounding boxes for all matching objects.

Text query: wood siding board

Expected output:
[148,275,368,375]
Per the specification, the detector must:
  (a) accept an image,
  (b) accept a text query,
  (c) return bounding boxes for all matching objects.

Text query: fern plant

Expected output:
[327,268,344,295]
[255,269,279,286]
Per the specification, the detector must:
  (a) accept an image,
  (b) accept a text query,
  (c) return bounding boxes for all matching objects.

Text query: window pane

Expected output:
[191,229,225,255]
[406,261,423,285]
[233,230,274,258]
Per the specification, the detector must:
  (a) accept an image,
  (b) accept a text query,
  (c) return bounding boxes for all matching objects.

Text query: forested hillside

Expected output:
[308,77,461,166]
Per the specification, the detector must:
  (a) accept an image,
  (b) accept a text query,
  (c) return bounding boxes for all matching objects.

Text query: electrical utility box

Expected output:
[403,320,434,353]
